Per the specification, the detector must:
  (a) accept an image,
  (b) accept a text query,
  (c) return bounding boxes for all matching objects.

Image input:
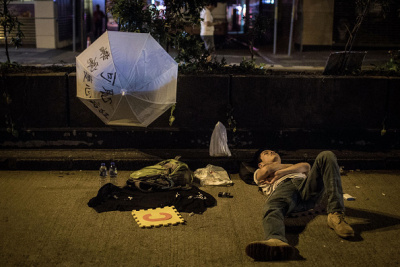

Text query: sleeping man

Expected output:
[245,150,354,261]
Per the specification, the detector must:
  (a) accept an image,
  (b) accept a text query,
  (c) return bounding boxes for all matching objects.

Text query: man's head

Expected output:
[256,149,281,168]
[206,3,217,11]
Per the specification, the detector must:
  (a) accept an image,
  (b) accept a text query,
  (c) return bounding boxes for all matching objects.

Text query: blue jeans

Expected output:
[262,151,344,242]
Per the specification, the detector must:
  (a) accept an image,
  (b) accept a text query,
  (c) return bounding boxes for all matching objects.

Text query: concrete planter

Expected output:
[1,72,399,150]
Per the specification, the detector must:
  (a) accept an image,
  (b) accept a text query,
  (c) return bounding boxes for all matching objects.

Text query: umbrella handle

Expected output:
[169,104,176,126]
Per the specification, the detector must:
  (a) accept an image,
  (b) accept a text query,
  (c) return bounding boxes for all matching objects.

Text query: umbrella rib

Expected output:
[76,33,122,97]
[76,57,93,81]
[107,94,124,122]
[126,33,151,87]
[77,56,122,98]
[113,33,151,88]
[129,64,178,105]
[128,94,176,105]
[107,31,124,92]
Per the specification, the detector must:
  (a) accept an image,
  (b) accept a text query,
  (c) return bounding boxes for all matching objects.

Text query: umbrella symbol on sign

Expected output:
[76,31,178,127]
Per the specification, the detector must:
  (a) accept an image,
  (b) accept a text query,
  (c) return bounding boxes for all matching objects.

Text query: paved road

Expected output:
[1,170,400,266]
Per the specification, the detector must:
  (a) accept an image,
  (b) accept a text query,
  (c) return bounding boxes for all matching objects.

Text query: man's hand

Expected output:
[257,163,292,184]
[263,172,282,185]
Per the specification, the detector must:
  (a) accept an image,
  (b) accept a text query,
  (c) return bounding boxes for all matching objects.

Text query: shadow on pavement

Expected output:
[284,207,400,246]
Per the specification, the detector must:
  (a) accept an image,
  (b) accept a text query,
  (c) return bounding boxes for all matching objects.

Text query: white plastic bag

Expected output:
[194,165,233,186]
[209,121,232,157]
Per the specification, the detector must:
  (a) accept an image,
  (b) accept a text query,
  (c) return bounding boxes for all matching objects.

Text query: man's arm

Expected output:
[269,162,311,184]
[204,10,220,27]
[205,21,220,26]
[256,163,293,184]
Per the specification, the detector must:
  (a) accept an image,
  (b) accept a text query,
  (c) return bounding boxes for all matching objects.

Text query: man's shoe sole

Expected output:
[245,241,295,261]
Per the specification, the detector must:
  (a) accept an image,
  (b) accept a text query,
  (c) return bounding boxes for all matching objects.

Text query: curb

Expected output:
[1,149,399,172]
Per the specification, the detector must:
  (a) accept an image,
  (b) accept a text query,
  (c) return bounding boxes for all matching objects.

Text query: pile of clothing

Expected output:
[88,183,216,214]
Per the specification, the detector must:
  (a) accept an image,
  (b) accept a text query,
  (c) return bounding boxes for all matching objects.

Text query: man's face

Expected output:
[259,150,281,167]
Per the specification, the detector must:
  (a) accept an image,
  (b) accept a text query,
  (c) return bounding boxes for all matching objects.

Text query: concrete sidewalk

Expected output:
[0,44,391,70]
[0,170,399,266]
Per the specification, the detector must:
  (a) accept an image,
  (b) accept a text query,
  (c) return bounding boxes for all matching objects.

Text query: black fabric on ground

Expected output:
[88,183,216,214]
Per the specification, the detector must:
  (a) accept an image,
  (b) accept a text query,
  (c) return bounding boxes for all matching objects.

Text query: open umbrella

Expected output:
[76,31,178,127]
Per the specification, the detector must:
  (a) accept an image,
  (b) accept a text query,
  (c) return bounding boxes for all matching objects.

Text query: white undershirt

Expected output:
[200,8,214,36]
[254,169,307,197]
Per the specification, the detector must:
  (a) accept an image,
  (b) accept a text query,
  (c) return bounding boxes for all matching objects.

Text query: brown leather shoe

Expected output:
[245,239,295,261]
[328,212,355,238]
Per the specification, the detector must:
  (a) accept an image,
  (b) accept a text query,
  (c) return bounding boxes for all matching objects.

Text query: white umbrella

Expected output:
[76,31,178,127]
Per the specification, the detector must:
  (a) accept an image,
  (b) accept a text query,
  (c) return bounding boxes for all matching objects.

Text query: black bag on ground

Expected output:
[239,161,257,185]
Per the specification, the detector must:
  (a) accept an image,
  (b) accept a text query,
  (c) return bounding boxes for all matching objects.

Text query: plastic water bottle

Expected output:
[99,163,108,188]
[109,162,118,186]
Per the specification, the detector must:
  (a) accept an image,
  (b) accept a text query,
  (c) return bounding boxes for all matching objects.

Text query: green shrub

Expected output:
[107,0,210,62]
